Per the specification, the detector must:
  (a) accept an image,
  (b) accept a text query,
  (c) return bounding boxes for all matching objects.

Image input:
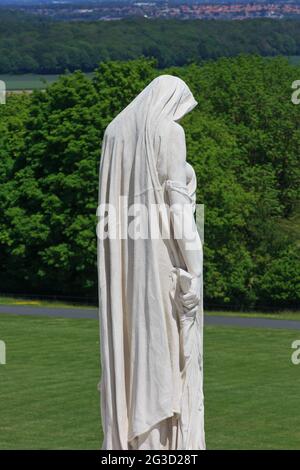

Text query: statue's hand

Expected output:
[180,275,201,315]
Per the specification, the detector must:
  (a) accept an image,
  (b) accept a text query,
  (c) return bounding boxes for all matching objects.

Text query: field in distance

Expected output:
[1,73,95,91]
[1,57,300,91]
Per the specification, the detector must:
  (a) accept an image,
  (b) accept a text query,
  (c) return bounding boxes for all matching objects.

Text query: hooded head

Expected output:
[110,74,198,132]
[146,74,198,122]
[102,74,197,192]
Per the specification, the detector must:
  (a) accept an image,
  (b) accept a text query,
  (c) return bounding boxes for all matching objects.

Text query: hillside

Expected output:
[2,11,300,72]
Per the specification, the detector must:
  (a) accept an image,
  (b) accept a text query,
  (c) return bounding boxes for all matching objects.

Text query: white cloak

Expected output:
[97,74,205,450]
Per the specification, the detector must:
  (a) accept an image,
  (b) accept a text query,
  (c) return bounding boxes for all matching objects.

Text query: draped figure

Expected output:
[97,75,205,450]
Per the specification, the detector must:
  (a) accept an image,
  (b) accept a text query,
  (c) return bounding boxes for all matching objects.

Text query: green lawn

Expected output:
[205,325,300,450]
[0,314,102,449]
[0,314,299,449]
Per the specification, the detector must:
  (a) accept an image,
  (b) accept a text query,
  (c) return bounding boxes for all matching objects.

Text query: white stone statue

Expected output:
[97,75,205,450]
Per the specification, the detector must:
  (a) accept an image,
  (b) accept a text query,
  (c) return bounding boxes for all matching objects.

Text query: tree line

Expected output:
[2,11,300,73]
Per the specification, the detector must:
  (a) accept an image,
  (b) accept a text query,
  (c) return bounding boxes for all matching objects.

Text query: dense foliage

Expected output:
[0,55,299,309]
[3,11,300,73]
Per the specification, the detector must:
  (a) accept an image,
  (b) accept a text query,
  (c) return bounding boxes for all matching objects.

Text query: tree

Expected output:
[0,56,299,308]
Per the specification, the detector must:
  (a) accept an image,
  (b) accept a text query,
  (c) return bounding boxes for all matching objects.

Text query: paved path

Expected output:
[0,305,300,329]
[206,314,300,330]
[0,305,97,319]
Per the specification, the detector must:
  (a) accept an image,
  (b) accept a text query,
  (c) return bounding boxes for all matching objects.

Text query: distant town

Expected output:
[3,1,300,21]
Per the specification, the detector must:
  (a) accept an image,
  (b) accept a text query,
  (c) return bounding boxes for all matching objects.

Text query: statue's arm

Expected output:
[166,122,202,310]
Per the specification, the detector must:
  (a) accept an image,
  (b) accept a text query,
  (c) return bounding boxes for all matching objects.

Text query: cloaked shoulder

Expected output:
[166,121,187,180]
[168,121,186,162]
[168,121,185,140]
[103,120,114,137]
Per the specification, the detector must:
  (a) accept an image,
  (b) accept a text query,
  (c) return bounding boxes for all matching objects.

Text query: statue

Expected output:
[97,75,205,450]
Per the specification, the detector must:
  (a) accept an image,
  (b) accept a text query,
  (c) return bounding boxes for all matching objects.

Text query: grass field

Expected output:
[0,73,95,91]
[0,314,299,450]
[288,55,300,65]
[0,315,101,450]
[205,326,300,450]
